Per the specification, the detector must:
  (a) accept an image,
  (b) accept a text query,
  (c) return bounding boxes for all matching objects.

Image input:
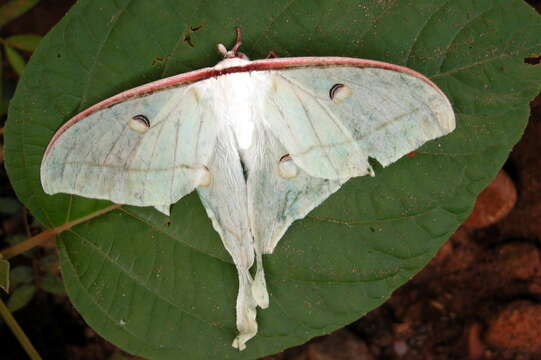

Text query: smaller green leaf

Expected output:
[9,266,32,288]
[0,196,21,214]
[4,45,25,75]
[40,273,65,295]
[7,284,35,312]
[0,0,40,28]
[4,34,41,52]
[0,259,9,292]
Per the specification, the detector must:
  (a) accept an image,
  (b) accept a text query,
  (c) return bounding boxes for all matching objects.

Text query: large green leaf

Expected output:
[5,0,541,359]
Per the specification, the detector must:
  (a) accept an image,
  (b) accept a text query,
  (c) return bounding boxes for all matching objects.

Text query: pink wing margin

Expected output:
[44,56,446,156]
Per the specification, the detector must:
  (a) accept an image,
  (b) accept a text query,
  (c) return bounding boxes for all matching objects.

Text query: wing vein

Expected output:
[169,105,183,205]
[97,120,130,194]
[141,102,175,203]
[289,83,339,177]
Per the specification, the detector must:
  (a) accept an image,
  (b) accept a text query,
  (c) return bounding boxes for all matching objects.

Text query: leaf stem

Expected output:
[0,298,42,360]
[0,204,121,260]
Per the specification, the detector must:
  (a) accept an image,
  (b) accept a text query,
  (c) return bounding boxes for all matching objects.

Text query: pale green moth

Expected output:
[40,29,455,350]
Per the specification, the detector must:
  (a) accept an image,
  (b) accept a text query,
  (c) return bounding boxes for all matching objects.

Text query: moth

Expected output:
[41,29,455,350]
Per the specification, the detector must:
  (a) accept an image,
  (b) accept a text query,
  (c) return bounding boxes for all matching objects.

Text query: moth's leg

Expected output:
[265,50,279,59]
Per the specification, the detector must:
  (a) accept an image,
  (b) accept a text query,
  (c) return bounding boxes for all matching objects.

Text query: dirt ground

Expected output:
[1,1,541,359]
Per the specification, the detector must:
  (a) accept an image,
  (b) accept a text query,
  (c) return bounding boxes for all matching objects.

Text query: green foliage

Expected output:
[5,265,34,312]
[4,34,42,51]
[7,284,35,312]
[4,0,541,359]
[1,259,65,317]
[3,43,25,75]
[0,0,41,105]
[0,0,39,28]
[2,246,65,313]
[9,265,32,288]
[0,1,53,358]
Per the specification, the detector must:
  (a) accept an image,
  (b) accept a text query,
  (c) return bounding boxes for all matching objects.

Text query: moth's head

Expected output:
[217,42,249,60]
[216,27,249,60]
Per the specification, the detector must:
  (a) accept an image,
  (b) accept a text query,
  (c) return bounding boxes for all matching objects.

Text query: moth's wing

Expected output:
[245,121,343,308]
[261,63,455,179]
[196,126,257,351]
[247,124,343,253]
[41,81,217,214]
[262,72,368,180]
[246,61,455,304]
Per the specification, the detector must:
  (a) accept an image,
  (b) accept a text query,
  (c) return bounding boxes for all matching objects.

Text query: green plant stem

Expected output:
[0,298,42,360]
[0,204,121,260]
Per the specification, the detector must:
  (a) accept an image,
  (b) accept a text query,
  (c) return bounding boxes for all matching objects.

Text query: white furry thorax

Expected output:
[211,57,268,151]
[214,57,251,70]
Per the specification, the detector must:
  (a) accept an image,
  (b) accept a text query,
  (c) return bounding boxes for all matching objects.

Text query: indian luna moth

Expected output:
[40,28,455,350]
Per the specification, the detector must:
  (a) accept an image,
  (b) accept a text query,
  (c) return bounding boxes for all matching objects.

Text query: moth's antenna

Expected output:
[232,27,242,53]
[217,27,249,59]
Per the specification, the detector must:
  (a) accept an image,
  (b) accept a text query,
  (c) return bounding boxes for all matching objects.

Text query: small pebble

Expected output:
[464,170,517,228]
[486,301,541,352]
